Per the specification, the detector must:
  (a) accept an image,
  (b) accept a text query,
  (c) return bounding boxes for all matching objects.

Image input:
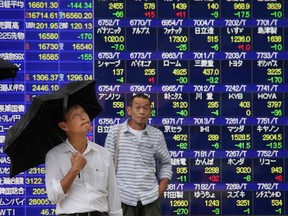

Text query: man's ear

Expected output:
[126,106,132,116]
[58,121,68,131]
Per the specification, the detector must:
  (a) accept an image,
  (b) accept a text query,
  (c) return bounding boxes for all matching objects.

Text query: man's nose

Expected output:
[139,108,145,114]
[81,113,87,119]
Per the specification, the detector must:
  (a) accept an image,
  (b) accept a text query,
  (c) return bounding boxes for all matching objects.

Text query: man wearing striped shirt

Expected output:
[104,93,173,216]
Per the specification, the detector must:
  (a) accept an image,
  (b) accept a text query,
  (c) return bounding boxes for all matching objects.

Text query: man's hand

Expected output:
[71,152,87,174]
[159,178,169,197]
[61,152,87,194]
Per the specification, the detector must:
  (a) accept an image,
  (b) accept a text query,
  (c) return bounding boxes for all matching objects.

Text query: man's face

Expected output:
[59,104,91,134]
[127,97,151,129]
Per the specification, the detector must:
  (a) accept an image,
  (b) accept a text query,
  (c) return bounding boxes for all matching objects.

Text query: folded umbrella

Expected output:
[4,80,103,178]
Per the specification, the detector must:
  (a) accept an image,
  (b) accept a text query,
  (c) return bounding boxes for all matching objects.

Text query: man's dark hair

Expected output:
[128,93,151,106]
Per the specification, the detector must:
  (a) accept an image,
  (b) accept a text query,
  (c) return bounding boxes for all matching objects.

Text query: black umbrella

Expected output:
[0,58,19,80]
[4,80,103,178]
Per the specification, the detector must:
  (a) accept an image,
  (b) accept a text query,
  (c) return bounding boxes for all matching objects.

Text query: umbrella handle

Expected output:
[65,142,77,154]
[65,142,80,178]
[63,93,70,119]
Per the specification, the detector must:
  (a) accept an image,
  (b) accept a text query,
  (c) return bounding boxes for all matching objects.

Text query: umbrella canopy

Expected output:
[4,80,103,177]
[0,58,19,80]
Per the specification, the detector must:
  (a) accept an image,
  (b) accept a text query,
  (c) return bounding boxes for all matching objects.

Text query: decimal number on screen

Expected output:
[67,74,93,81]
[27,1,58,9]
[32,84,59,92]
[32,74,59,81]
[26,177,44,185]
[41,208,56,216]
[28,198,51,206]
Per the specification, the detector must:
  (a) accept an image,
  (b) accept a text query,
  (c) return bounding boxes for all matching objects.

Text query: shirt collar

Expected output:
[87,139,99,152]
[123,119,149,135]
[61,138,98,154]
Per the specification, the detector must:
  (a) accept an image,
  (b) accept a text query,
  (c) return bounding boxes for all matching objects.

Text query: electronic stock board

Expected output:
[1,0,288,215]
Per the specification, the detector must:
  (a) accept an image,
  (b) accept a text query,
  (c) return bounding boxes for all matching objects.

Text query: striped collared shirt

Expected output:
[104,119,173,206]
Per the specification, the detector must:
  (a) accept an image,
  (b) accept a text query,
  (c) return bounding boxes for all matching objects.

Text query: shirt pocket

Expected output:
[141,143,157,166]
[87,167,108,193]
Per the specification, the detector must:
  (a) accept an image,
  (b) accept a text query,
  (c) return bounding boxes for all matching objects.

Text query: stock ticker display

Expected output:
[1,0,288,215]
